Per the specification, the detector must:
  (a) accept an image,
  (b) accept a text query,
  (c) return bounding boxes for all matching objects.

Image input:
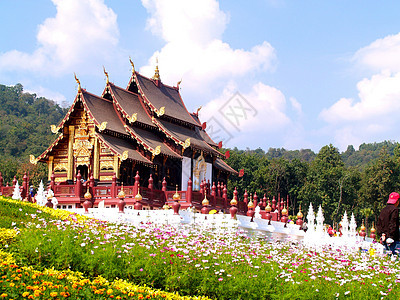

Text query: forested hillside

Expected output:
[1,83,399,227]
[0,84,67,185]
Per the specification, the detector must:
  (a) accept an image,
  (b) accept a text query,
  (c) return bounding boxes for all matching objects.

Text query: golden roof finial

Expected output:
[129,57,135,73]
[196,106,202,115]
[103,66,109,84]
[177,79,182,89]
[153,57,160,81]
[74,73,81,93]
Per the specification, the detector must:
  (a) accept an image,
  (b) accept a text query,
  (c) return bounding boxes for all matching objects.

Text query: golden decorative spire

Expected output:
[103,66,109,84]
[202,194,209,206]
[248,196,254,209]
[153,57,160,81]
[173,184,180,200]
[297,205,303,218]
[135,186,142,202]
[129,57,135,73]
[177,79,182,89]
[84,186,92,200]
[74,73,81,93]
[118,183,126,199]
[371,222,376,233]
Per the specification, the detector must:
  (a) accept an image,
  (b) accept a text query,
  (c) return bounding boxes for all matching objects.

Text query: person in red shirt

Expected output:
[377,192,400,255]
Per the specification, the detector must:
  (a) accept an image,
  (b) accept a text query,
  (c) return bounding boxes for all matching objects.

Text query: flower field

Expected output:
[1,197,400,299]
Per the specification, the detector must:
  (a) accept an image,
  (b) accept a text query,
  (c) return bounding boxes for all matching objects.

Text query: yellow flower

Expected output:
[50,292,58,297]
[0,294,7,298]
[107,289,113,295]
[22,292,30,297]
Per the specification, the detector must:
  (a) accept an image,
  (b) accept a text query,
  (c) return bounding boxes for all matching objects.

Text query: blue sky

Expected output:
[2,0,400,152]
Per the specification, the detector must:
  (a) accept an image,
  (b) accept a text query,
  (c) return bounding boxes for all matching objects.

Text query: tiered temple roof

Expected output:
[33,60,237,186]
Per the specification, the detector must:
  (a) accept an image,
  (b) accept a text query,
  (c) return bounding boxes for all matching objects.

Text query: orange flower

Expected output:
[50,292,58,297]
[107,289,113,295]
[0,294,7,298]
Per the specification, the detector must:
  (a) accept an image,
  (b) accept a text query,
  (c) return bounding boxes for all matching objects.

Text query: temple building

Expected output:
[30,60,237,194]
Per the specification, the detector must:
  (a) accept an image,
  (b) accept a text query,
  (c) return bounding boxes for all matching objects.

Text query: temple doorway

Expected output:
[76,165,88,181]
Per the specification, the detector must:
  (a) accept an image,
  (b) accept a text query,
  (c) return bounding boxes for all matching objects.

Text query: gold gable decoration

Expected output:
[98,121,107,132]
[183,138,191,149]
[129,113,137,123]
[121,150,129,161]
[50,125,60,134]
[151,145,161,159]
[73,112,94,167]
[29,155,38,165]
[100,160,114,170]
[156,106,165,117]
[54,163,68,172]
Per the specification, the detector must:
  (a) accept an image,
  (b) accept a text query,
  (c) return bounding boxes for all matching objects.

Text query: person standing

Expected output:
[377,192,400,255]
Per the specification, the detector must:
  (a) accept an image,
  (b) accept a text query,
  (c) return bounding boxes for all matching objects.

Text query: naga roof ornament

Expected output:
[103,66,109,84]
[129,57,135,73]
[74,73,81,93]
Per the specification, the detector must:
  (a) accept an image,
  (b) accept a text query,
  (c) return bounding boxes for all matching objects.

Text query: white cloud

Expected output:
[289,97,302,116]
[139,0,276,100]
[0,0,119,76]
[26,86,67,106]
[321,71,400,123]
[142,0,228,44]
[320,32,400,151]
[199,82,292,148]
[353,32,400,73]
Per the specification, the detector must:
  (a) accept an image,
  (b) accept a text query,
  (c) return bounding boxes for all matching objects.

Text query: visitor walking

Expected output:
[377,192,400,255]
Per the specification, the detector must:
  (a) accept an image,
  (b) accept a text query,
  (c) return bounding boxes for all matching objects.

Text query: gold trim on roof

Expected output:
[50,125,60,134]
[156,106,165,117]
[183,138,191,149]
[121,150,129,161]
[29,155,38,165]
[129,113,137,123]
[151,145,161,156]
[98,121,107,132]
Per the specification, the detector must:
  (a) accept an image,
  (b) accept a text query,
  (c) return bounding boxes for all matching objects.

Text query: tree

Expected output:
[359,147,400,225]
[298,144,345,224]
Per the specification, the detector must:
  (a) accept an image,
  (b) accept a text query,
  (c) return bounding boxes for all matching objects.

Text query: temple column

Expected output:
[48,156,54,181]
[93,137,100,180]
[67,126,75,181]
[114,156,120,179]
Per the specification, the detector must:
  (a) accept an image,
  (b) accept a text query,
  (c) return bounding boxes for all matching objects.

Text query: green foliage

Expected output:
[0,83,66,185]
